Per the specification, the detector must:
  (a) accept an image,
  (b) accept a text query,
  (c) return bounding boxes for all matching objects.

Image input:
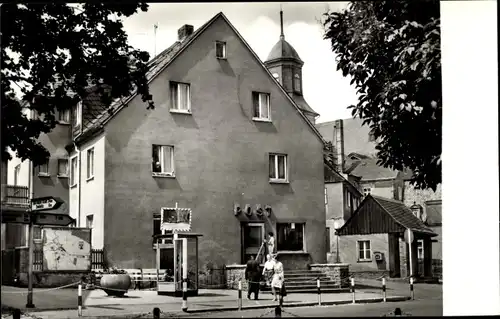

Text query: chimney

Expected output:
[334,119,345,173]
[178,24,194,42]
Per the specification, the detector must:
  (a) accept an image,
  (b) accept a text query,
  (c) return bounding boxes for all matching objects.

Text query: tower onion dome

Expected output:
[265,10,303,65]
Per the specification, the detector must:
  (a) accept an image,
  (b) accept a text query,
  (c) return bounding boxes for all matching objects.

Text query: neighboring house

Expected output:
[3,107,72,251]
[59,11,326,271]
[405,183,442,278]
[336,195,437,279]
[324,160,363,263]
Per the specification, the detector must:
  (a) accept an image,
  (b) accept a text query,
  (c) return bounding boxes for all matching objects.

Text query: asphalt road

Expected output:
[185,299,443,317]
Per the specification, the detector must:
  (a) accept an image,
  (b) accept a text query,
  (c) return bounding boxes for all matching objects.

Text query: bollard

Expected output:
[409,277,414,300]
[351,277,355,304]
[153,307,160,319]
[78,283,83,316]
[317,278,321,306]
[238,279,242,310]
[275,305,282,318]
[382,277,387,302]
[13,309,21,319]
[182,278,188,312]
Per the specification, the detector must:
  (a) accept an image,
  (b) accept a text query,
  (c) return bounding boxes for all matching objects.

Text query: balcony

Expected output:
[1,185,30,208]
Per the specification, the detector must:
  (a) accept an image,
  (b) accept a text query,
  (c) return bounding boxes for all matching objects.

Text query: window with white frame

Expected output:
[215,41,226,59]
[73,101,82,127]
[252,92,270,120]
[58,159,69,177]
[417,239,424,259]
[86,215,94,229]
[277,222,305,251]
[170,82,191,112]
[358,240,371,261]
[152,145,174,176]
[58,108,71,123]
[14,164,21,186]
[269,154,287,182]
[70,156,78,186]
[38,160,49,176]
[87,148,94,180]
[294,73,301,92]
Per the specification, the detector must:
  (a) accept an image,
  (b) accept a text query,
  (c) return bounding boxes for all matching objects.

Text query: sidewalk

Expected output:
[2,287,410,319]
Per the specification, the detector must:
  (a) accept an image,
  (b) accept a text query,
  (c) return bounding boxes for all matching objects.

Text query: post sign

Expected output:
[161,207,192,232]
[33,213,75,226]
[31,196,64,212]
[1,210,31,224]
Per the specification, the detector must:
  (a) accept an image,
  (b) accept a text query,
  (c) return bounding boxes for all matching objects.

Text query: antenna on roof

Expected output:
[153,23,158,58]
[279,4,284,40]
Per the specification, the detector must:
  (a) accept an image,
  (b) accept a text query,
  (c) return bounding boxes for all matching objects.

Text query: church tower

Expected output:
[264,9,319,124]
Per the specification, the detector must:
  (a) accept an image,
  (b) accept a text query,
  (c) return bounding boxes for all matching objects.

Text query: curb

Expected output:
[185,296,411,313]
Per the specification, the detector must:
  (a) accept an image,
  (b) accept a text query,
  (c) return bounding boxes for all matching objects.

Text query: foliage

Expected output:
[323,1,442,190]
[100,266,127,274]
[1,3,154,165]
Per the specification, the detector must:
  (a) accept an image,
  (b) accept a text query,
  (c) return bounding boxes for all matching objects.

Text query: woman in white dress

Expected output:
[270,254,284,301]
[262,254,275,288]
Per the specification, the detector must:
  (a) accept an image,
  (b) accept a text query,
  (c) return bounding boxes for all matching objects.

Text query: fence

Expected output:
[198,268,227,289]
[91,249,105,270]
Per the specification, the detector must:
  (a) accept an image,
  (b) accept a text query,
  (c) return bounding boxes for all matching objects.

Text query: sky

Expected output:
[121,2,358,124]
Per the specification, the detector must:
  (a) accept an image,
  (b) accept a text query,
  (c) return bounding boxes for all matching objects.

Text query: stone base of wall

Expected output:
[225,265,248,290]
[18,271,91,288]
[310,263,350,288]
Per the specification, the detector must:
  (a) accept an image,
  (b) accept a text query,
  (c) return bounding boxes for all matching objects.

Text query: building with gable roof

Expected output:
[5,11,329,272]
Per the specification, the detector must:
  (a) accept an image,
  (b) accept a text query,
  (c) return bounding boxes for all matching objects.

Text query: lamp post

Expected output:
[333,221,340,263]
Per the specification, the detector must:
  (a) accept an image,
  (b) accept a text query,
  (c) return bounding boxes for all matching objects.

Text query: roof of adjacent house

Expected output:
[372,196,435,235]
[344,155,399,181]
[77,12,325,144]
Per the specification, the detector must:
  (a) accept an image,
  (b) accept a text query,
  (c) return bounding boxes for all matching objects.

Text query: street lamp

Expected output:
[333,220,341,263]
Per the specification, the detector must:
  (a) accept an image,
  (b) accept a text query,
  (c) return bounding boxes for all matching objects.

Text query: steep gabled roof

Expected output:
[77,12,325,145]
[345,156,399,181]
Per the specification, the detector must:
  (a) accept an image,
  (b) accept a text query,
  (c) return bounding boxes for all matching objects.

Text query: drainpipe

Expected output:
[73,142,82,227]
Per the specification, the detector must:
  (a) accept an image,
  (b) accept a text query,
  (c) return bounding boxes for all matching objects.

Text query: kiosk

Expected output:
[154,233,202,297]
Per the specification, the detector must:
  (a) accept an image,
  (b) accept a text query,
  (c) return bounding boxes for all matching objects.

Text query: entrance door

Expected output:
[241,223,265,264]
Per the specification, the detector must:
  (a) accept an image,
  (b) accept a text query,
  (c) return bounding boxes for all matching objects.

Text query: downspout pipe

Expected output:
[73,142,82,227]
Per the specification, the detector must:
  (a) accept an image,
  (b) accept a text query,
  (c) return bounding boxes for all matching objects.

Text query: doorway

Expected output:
[241,223,265,264]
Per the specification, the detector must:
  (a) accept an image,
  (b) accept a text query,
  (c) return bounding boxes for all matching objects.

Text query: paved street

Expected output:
[188,299,443,317]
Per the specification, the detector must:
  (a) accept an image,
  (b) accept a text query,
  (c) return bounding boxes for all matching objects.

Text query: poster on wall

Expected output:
[161,207,192,232]
[42,227,91,271]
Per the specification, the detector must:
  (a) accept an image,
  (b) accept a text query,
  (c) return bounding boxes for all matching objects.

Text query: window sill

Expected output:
[252,117,272,123]
[86,176,94,182]
[216,57,227,60]
[57,121,70,126]
[170,109,192,115]
[152,172,176,178]
[270,179,289,184]
[70,183,78,189]
[57,174,69,179]
[357,259,372,263]
[38,173,50,178]
[277,251,308,255]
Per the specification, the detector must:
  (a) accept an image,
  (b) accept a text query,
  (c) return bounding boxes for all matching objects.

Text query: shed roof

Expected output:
[337,195,436,237]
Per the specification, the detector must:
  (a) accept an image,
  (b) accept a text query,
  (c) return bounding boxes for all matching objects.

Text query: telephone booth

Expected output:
[154,232,202,297]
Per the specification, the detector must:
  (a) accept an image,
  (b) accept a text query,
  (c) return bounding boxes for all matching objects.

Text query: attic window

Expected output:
[363,188,371,197]
[294,73,301,92]
[215,41,226,59]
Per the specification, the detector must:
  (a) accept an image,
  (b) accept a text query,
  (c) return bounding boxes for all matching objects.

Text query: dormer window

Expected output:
[294,73,301,92]
[215,41,226,59]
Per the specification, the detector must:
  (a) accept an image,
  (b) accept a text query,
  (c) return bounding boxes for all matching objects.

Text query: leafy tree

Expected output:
[323,1,442,191]
[1,3,154,165]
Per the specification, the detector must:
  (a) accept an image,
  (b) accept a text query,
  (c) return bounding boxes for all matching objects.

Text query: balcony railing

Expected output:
[1,184,30,207]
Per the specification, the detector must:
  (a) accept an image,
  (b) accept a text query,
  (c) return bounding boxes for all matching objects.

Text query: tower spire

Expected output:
[280,4,284,39]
